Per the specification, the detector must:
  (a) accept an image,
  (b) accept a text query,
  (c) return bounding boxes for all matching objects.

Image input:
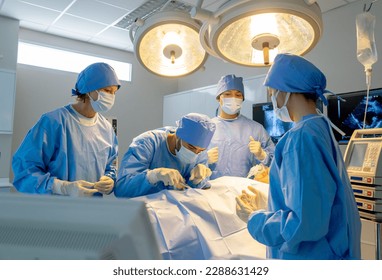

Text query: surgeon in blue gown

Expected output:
[236,54,361,260]
[207,74,275,179]
[12,62,121,197]
[115,113,216,198]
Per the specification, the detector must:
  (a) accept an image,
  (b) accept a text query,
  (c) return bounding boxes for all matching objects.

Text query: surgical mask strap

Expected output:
[275,91,291,108]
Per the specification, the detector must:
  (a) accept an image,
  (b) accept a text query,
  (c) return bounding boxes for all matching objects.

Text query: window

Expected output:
[17,42,132,81]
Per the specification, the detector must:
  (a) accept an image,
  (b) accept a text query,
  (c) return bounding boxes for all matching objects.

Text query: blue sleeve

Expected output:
[12,116,58,194]
[115,136,162,198]
[247,133,336,254]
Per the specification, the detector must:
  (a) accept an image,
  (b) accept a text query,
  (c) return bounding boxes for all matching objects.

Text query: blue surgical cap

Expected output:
[176,113,216,149]
[72,62,121,96]
[216,74,245,100]
[264,53,330,105]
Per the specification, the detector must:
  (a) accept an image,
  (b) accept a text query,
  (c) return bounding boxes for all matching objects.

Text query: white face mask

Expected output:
[176,140,198,164]
[89,90,115,113]
[271,91,293,122]
[221,97,243,115]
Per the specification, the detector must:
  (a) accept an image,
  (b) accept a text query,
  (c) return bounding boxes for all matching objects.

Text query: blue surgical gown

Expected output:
[12,105,118,194]
[115,127,210,198]
[208,115,275,179]
[247,115,361,259]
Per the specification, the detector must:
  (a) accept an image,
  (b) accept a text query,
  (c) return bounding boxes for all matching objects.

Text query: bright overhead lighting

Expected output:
[192,0,323,67]
[131,10,208,77]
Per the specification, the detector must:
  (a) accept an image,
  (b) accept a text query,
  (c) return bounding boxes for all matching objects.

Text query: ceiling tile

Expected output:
[90,36,133,51]
[92,26,132,49]
[19,21,47,33]
[67,0,128,25]
[47,26,93,42]
[16,0,74,11]
[96,0,147,10]
[0,0,365,53]
[1,0,60,25]
[51,14,107,36]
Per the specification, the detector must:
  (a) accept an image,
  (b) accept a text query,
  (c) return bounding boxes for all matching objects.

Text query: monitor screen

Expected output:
[253,102,294,143]
[348,143,368,168]
[326,88,382,142]
[0,192,162,260]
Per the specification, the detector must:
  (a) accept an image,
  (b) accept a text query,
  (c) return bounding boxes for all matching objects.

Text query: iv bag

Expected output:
[356,12,378,70]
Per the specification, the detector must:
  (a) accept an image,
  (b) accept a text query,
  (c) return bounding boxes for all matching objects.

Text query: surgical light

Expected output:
[131,11,207,77]
[192,0,323,67]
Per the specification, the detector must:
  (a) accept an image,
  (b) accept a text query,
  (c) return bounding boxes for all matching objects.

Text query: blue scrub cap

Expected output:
[264,53,331,106]
[71,62,121,96]
[216,74,245,100]
[176,113,216,149]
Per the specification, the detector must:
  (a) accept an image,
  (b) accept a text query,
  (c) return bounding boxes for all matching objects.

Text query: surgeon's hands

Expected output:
[94,175,114,194]
[190,164,212,185]
[235,186,267,222]
[147,168,188,190]
[248,136,266,161]
[52,179,98,197]
[207,147,219,164]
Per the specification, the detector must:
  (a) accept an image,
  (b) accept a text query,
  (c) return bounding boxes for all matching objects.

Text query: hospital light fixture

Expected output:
[131,10,208,77]
[191,0,323,66]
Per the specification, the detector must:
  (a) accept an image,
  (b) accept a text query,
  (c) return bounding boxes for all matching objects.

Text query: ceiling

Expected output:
[0,0,361,53]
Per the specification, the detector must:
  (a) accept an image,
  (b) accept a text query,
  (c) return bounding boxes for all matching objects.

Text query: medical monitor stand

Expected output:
[0,192,162,260]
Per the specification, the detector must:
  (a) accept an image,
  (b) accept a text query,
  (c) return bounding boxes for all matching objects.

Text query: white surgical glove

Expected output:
[235,186,267,222]
[94,175,114,195]
[52,178,98,197]
[247,164,265,179]
[190,164,212,185]
[248,136,266,161]
[207,147,219,164]
[147,168,186,189]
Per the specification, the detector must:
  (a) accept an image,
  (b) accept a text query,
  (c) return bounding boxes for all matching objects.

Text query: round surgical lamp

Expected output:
[196,0,323,66]
[133,11,208,77]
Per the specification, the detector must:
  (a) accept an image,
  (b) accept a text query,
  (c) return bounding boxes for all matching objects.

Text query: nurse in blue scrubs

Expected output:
[12,62,121,197]
[236,54,361,260]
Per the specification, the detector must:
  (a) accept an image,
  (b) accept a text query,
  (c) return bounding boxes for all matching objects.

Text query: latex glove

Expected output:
[247,164,269,183]
[235,186,267,222]
[147,168,186,189]
[190,164,212,185]
[52,178,98,197]
[248,136,266,161]
[94,175,114,195]
[247,164,265,179]
[207,147,219,164]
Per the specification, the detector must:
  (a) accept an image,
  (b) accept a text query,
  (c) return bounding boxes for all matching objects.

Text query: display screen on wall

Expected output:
[252,102,294,144]
[253,99,323,144]
[326,88,382,142]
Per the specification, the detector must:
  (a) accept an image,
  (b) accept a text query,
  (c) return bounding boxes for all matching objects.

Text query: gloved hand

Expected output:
[52,178,98,197]
[190,164,212,185]
[147,168,186,189]
[235,186,267,222]
[207,147,219,164]
[247,164,265,179]
[247,164,269,183]
[94,175,114,195]
[248,136,266,161]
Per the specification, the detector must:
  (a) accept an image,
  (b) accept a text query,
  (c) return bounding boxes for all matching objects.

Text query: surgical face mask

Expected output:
[271,91,293,122]
[221,97,243,115]
[176,140,198,164]
[89,90,115,113]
